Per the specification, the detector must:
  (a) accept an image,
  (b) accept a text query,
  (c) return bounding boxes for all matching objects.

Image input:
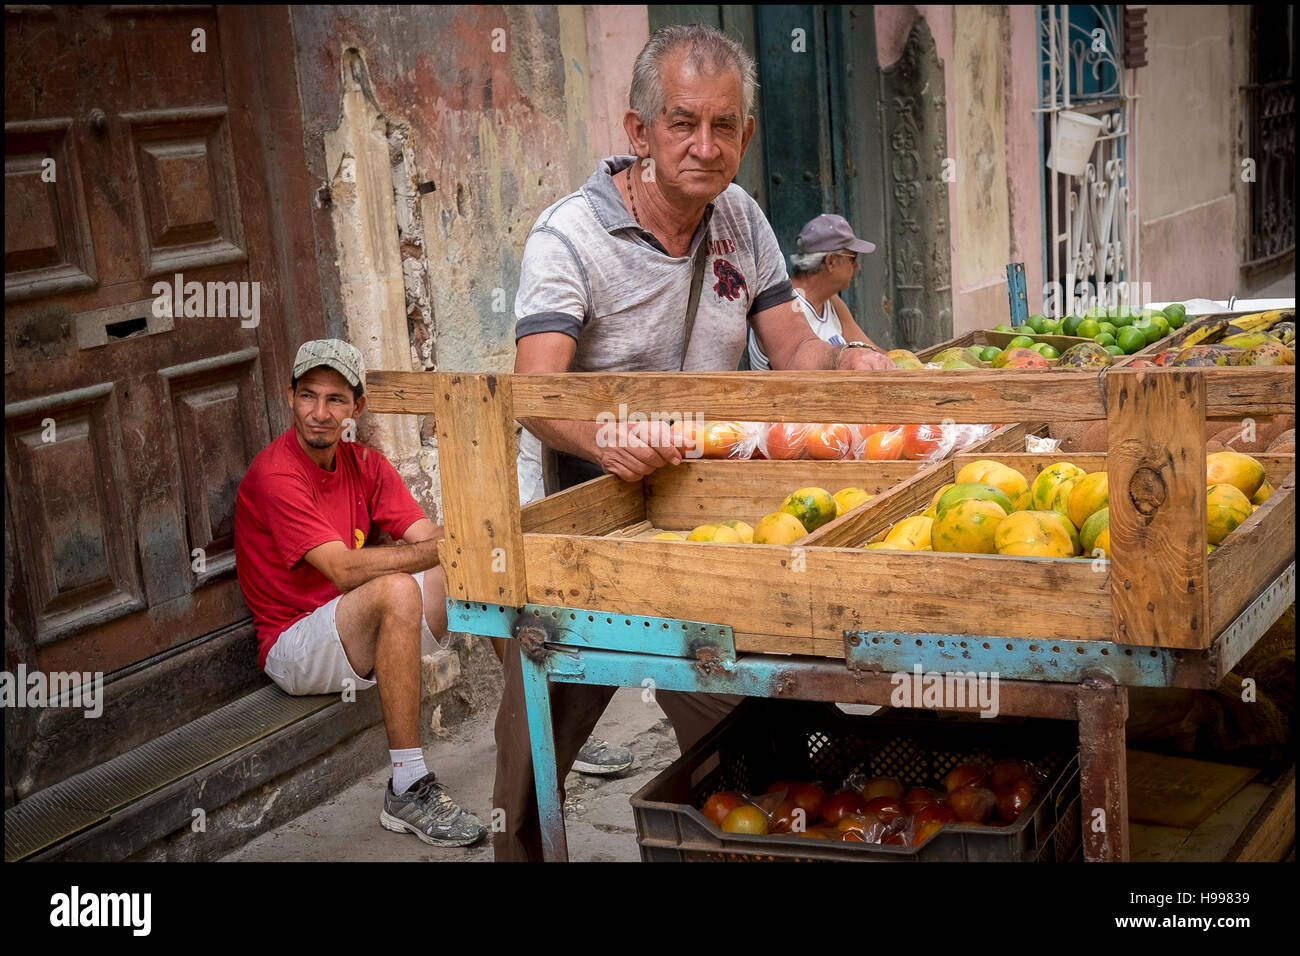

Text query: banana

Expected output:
[1233,309,1296,333]
[1219,332,1275,349]
[1179,317,1232,347]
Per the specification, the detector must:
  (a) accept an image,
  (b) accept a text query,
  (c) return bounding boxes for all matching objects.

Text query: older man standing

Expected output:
[497,24,893,861]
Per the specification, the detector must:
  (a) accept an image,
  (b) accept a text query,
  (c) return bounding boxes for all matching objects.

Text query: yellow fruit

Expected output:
[956,460,1030,506]
[863,541,893,550]
[1093,528,1111,559]
[1050,476,1082,517]
[923,483,955,519]
[884,515,935,551]
[833,488,873,516]
[931,498,1007,554]
[721,519,754,543]
[753,511,808,545]
[710,525,743,544]
[1031,462,1086,510]
[652,532,684,540]
[993,511,1076,557]
[1206,452,1266,498]
[1251,481,1274,506]
[1039,510,1081,555]
[686,524,719,541]
[1067,473,1109,529]
[1206,484,1252,545]
[781,487,838,533]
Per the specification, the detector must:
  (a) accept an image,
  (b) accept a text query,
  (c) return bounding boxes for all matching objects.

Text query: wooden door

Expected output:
[4,6,311,677]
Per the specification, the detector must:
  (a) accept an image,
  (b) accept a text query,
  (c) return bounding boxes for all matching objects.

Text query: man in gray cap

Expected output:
[747,213,884,371]
[233,339,486,847]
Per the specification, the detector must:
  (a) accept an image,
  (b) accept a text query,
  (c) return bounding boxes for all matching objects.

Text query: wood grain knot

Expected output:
[1128,465,1167,516]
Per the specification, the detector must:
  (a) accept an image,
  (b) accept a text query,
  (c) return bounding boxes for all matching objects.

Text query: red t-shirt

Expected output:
[234,429,427,669]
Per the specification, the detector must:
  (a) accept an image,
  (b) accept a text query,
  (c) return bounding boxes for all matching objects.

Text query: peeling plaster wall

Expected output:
[290,5,645,520]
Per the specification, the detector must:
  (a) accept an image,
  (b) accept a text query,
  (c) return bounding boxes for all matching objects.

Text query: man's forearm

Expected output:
[787,337,839,370]
[336,538,441,591]
[520,416,603,463]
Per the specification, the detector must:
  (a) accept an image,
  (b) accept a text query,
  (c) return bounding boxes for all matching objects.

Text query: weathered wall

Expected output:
[1138,4,1252,300]
[878,5,1044,336]
[289,5,645,519]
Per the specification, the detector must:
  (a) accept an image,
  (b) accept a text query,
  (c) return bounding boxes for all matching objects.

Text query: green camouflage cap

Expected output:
[293,339,365,391]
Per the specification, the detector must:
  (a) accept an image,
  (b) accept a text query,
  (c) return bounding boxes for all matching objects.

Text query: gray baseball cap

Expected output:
[293,339,365,391]
[796,213,877,255]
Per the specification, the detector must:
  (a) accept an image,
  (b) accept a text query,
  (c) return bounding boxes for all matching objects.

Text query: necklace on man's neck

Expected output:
[626,161,641,226]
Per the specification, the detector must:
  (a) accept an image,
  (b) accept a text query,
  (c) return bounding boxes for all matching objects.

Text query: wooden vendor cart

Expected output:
[366,364,1296,862]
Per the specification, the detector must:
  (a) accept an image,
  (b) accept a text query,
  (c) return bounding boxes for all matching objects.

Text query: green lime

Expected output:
[1094,332,1116,347]
[1062,315,1084,336]
[994,324,1015,333]
[1098,321,1117,337]
[1040,319,1062,334]
[1110,310,1134,328]
[1103,344,1125,356]
[1035,343,1060,359]
[1114,305,1137,320]
[1008,335,1036,349]
[1162,303,1187,328]
[980,345,1003,362]
[1083,305,1105,318]
[1076,318,1101,339]
[1117,326,1147,354]
[1140,321,1165,345]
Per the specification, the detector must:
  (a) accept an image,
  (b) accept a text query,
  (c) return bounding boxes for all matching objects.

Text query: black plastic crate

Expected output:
[631,699,1082,862]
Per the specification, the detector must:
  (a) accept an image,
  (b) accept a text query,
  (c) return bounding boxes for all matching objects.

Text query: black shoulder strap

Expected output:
[680,226,709,371]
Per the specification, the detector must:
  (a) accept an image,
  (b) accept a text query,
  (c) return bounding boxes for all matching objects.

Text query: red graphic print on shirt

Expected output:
[712,258,747,301]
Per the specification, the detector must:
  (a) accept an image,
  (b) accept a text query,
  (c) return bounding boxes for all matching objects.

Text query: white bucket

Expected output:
[1047,110,1104,177]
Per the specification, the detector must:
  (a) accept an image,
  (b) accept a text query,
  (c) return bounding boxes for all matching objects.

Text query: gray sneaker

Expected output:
[572,736,634,776]
[380,772,487,847]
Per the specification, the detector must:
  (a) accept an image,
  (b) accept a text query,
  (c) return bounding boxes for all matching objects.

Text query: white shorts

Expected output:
[264,570,445,696]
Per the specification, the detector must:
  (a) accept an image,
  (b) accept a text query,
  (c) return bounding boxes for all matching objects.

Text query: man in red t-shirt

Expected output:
[234,339,485,847]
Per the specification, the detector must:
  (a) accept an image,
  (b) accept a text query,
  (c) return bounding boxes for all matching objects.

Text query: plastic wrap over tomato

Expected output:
[685,420,764,460]
[758,422,815,460]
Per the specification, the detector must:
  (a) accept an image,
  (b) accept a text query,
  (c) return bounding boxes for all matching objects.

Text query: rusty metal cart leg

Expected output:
[1076,675,1130,862]
[518,645,570,863]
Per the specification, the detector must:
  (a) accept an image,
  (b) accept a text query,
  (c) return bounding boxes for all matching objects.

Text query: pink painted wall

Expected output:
[585,6,649,159]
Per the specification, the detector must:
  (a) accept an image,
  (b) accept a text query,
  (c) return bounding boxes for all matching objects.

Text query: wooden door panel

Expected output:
[161,348,271,587]
[4,121,97,301]
[4,384,144,645]
[126,108,246,276]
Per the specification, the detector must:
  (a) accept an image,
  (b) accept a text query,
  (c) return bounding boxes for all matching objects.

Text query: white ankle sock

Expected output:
[390,748,429,794]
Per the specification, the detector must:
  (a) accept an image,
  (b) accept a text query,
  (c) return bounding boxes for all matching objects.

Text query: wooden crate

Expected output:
[365,366,1295,658]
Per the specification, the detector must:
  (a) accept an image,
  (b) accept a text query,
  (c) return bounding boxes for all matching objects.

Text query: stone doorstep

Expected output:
[25,649,464,863]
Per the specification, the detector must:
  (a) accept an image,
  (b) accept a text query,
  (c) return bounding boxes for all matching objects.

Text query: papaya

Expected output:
[1234,341,1294,366]
[1057,342,1112,369]
[991,347,1052,369]
[1031,462,1086,510]
[780,487,837,533]
[935,482,1015,520]
[1205,451,1266,498]
[884,515,935,550]
[931,498,1007,554]
[1206,484,1252,545]
[955,460,1031,505]
[1067,473,1109,530]
[1170,345,1236,366]
[993,511,1076,557]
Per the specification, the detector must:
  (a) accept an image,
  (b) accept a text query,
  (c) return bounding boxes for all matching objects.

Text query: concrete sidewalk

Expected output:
[222,667,681,862]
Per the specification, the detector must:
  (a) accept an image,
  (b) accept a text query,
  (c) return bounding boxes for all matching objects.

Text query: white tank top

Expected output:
[746,289,847,371]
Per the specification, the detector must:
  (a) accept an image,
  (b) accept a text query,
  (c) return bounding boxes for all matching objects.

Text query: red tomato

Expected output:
[807,423,855,460]
[700,791,746,826]
[820,790,866,825]
[764,422,809,460]
[702,421,747,459]
[942,763,989,793]
[904,787,945,815]
[863,428,904,461]
[900,423,945,461]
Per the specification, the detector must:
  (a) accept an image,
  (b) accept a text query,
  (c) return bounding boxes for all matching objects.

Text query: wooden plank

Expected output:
[1107,369,1210,648]
[802,462,954,548]
[509,369,1108,424]
[1194,365,1295,417]
[520,473,645,535]
[643,460,927,529]
[1227,765,1295,862]
[1258,453,1296,486]
[522,535,1113,657]
[1207,475,1296,636]
[1131,784,1276,862]
[1126,749,1261,829]
[430,373,527,604]
[953,452,1108,484]
[961,421,1041,455]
